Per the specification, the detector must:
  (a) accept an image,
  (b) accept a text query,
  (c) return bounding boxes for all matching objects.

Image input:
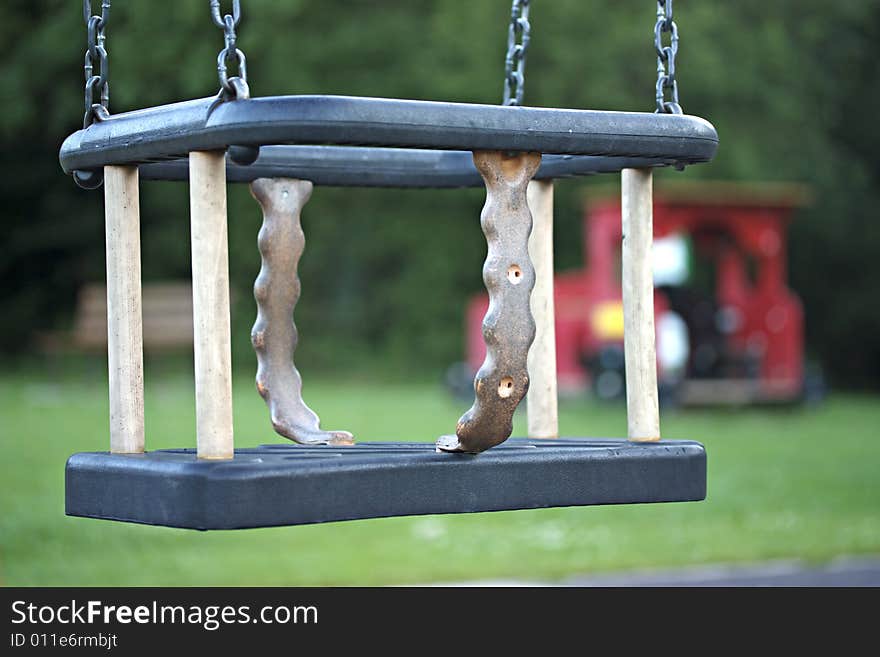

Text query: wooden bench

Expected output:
[70,282,194,351]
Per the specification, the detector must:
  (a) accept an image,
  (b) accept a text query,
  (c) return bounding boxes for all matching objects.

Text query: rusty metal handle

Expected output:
[438,151,541,453]
[249,178,354,446]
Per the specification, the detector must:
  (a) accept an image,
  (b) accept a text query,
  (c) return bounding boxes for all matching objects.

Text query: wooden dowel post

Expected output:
[526,179,559,439]
[189,151,234,460]
[104,165,145,454]
[621,168,661,442]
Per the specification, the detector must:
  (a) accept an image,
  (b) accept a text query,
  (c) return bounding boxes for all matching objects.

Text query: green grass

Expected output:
[1,363,879,586]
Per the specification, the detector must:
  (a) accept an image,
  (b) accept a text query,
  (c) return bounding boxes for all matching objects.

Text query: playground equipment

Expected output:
[61,1,716,529]
[463,183,812,405]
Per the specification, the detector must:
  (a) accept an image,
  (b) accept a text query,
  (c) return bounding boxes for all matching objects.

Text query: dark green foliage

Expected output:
[1,0,879,386]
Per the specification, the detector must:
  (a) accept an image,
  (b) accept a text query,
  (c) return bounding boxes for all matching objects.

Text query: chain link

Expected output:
[83,0,110,128]
[210,0,249,99]
[654,0,682,114]
[502,0,531,106]
[78,3,683,125]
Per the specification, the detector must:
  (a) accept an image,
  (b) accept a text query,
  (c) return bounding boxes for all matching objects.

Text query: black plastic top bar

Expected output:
[59,95,718,174]
[138,145,677,187]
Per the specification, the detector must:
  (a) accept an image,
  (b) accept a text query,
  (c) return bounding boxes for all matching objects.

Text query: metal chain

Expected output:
[83,0,110,127]
[654,0,682,114]
[502,0,531,106]
[210,0,249,99]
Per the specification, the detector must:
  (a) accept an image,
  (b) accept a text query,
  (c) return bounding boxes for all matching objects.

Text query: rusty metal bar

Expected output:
[438,151,541,454]
[249,178,354,446]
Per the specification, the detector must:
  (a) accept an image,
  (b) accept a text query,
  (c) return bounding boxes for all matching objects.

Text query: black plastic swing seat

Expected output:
[65,438,706,530]
[59,95,718,179]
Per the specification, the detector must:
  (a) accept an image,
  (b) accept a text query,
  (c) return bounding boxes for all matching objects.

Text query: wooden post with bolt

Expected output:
[189,151,235,459]
[621,168,661,442]
[104,165,145,454]
[526,179,559,439]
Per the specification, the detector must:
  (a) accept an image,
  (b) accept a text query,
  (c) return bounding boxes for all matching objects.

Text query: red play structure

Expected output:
[462,182,814,405]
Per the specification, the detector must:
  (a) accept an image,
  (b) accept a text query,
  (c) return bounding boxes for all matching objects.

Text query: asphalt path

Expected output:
[438,557,880,587]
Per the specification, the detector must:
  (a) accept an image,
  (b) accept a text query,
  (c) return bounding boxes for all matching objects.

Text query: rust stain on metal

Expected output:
[249,178,354,446]
[437,151,541,454]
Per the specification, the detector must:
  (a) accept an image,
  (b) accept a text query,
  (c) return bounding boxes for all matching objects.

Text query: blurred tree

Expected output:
[0,0,878,386]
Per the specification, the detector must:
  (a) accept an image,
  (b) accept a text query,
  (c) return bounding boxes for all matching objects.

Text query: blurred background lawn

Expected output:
[1,361,879,586]
[2,1,880,585]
